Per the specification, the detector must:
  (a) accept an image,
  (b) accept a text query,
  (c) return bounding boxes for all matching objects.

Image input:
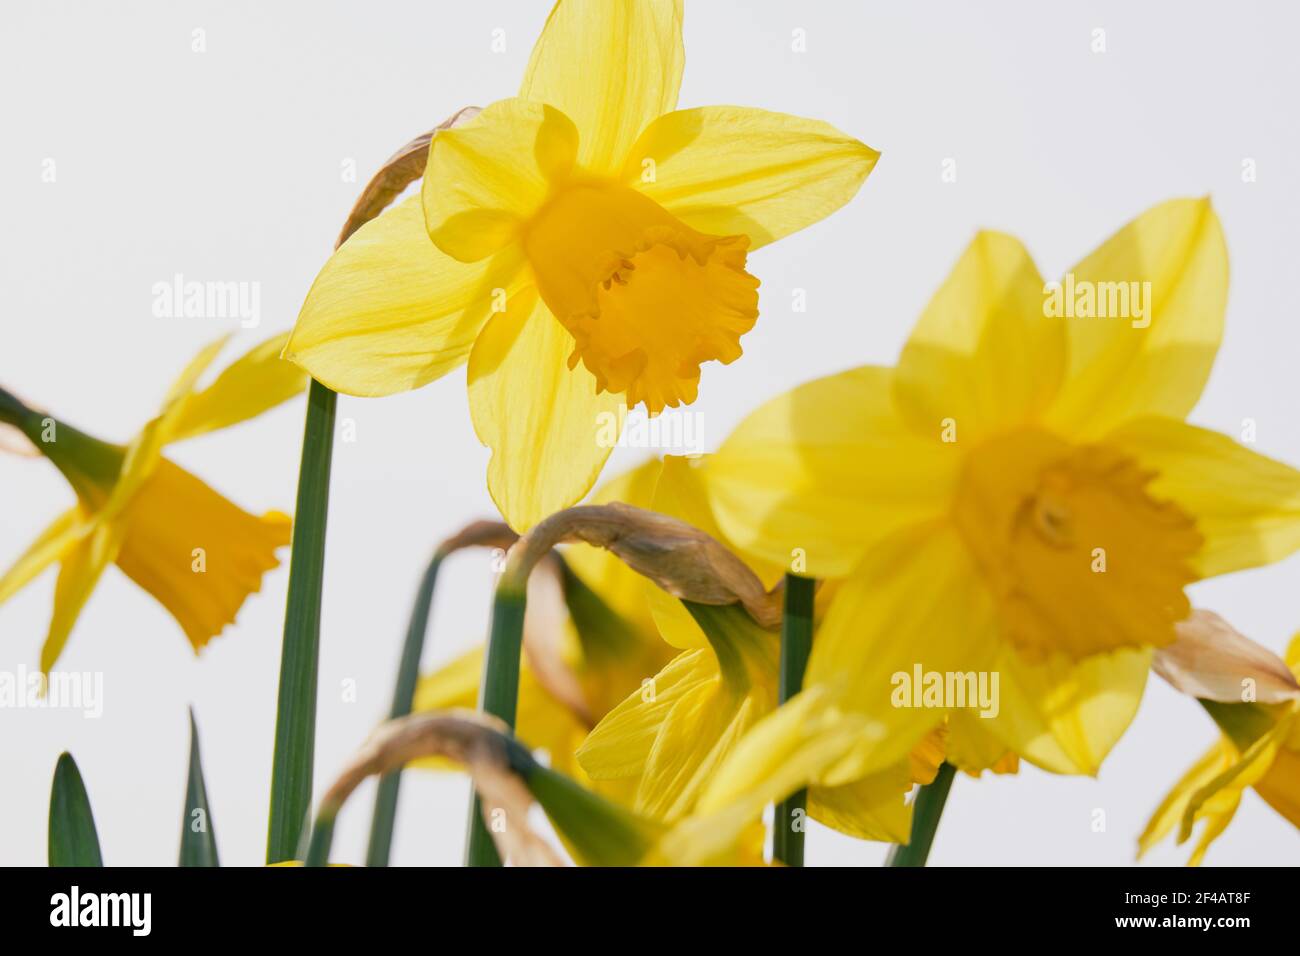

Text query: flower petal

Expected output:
[623,106,878,249]
[893,231,1064,442]
[708,366,957,579]
[466,287,622,531]
[167,332,307,444]
[283,195,525,397]
[805,523,1002,776]
[520,0,684,175]
[0,508,85,606]
[41,521,121,673]
[986,645,1151,775]
[423,99,578,263]
[1104,416,1300,579]
[1137,741,1230,859]
[1046,198,1227,438]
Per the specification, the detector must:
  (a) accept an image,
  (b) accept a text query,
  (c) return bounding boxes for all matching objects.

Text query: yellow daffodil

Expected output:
[1139,632,1300,865]
[577,456,922,842]
[703,198,1300,779]
[413,460,675,795]
[283,0,878,531]
[0,334,306,671]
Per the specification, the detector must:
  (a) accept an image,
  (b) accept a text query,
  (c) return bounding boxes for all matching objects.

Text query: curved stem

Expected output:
[886,761,956,867]
[772,574,815,866]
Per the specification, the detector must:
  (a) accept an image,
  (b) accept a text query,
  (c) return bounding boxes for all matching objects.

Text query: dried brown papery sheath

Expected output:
[503,503,782,630]
[319,710,564,867]
[1155,609,1300,704]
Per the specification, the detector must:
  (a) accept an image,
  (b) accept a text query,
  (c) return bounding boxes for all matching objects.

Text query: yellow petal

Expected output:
[113,459,290,653]
[805,523,1001,776]
[1255,739,1300,828]
[167,332,307,443]
[622,106,878,249]
[466,286,622,531]
[577,648,715,780]
[1106,416,1300,579]
[283,196,525,397]
[520,0,684,175]
[1137,741,1231,859]
[985,645,1151,775]
[1179,720,1283,847]
[808,765,912,843]
[893,231,1064,442]
[423,99,578,262]
[41,521,121,673]
[0,508,86,605]
[1045,198,1227,438]
[708,366,958,579]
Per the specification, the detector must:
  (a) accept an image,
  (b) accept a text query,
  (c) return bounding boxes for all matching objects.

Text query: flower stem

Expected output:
[886,761,956,867]
[464,582,528,867]
[266,378,337,864]
[773,573,815,866]
[365,551,444,867]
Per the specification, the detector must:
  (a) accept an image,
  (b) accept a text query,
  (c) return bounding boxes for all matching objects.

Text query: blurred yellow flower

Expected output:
[0,334,305,672]
[576,456,920,842]
[283,0,878,531]
[1139,633,1300,865]
[703,198,1300,778]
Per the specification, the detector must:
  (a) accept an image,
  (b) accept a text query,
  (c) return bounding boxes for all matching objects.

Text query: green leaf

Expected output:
[366,552,443,867]
[180,708,220,867]
[886,762,956,867]
[48,753,103,867]
[267,378,336,863]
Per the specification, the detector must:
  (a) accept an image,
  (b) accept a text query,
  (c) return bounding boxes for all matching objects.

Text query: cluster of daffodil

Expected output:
[11,0,1300,868]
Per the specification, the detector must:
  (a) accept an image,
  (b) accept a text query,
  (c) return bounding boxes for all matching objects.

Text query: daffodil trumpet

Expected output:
[772,573,815,866]
[465,500,782,865]
[0,334,304,674]
[367,521,518,866]
[268,108,477,864]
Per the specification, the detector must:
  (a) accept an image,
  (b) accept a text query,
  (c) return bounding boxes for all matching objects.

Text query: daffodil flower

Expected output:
[703,198,1300,778]
[1140,631,1300,865]
[576,456,923,842]
[283,0,878,531]
[413,462,675,799]
[0,334,306,672]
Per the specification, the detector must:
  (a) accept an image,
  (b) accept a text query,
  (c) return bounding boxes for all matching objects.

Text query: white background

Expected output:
[3,0,1298,866]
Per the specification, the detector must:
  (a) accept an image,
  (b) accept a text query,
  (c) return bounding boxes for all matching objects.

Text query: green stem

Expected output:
[464,583,528,867]
[267,379,337,863]
[773,574,815,866]
[886,761,956,867]
[303,812,336,868]
[365,552,444,867]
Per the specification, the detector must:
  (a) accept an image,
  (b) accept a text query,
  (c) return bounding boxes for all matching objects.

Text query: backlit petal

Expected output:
[520,0,684,174]
[466,287,622,531]
[624,106,878,249]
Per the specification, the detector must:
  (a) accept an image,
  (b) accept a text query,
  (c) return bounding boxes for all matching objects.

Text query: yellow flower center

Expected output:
[523,181,760,414]
[952,427,1201,661]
